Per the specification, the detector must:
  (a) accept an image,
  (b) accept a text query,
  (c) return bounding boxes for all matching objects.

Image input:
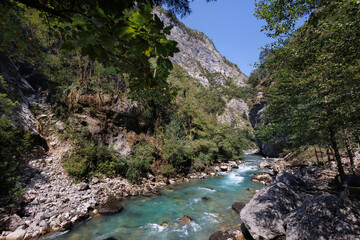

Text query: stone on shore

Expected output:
[209,230,243,240]
[98,196,123,213]
[5,227,26,240]
[240,172,309,240]
[251,172,272,185]
[285,191,360,240]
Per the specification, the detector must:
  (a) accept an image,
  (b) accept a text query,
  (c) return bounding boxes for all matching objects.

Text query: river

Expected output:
[49,153,263,240]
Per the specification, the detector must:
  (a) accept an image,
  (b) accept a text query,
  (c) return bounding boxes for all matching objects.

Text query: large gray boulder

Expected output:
[285,191,360,240]
[98,195,123,214]
[240,172,308,240]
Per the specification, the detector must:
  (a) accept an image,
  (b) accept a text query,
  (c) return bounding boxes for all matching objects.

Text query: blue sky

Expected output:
[175,0,273,77]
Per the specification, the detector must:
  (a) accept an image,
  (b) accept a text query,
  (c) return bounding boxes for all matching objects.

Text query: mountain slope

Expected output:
[155,8,248,88]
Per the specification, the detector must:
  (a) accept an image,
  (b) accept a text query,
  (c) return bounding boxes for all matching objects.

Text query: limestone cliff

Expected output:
[155,8,252,132]
[155,8,247,88]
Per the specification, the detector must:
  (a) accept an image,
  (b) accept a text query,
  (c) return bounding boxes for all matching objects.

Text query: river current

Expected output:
[50,153,263,240]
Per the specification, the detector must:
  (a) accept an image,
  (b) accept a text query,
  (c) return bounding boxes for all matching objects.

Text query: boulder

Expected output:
[231,202,246,214]
[251,172,273,185]
[240,173,309,240]
[98,195,123,214]
[228,161,238,168]
[4,214,25,232]
[5,228,26,240]
[258,160,271,169]
[209,230,238,240]
[77,182,89,191]
[178,216,193,224]
[274,171,306,188]
[220,165,228,171]
[201,197,212,202]
[285,191,360,240]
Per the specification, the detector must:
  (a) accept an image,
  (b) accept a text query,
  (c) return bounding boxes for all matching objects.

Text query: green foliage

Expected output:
[160,164,176,177]
[158,64,251,171]
[4,1,180,104]
[0,94,34,206]
[255,0,360,182]
[255,0,320,38]
[126,143,154,182]
[62,128,123,180]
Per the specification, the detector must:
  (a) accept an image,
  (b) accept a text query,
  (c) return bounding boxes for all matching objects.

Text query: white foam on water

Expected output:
[204,212,218,218]
[93,233,115,240]
[198,187,217,192]
[226,172,245,185]
[44,230,70,239]
[190,222,201,232]
[142,223,166,232]
[187,197,201,206]
[202,212,219,223]
[236,164,257,173]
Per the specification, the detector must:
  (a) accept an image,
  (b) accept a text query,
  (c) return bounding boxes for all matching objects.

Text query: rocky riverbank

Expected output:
[0,144,244,240]
[210,154,360,240]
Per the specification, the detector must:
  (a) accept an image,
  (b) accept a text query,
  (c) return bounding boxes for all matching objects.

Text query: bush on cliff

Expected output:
[0,93,34,206]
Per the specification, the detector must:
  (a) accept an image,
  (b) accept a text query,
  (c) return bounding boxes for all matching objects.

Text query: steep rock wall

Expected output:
[249,93,282,157]
[155,8,247,88]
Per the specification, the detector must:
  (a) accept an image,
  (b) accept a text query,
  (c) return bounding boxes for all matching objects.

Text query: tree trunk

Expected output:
[329,128,346,184]
[314,146,320,164]
[344,137,355,173]
[326,145,333,162]
[320,147,324,161]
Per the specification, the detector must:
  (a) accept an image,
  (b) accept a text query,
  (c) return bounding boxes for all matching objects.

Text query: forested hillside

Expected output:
[0,1,253,208]
[249,0,360,182]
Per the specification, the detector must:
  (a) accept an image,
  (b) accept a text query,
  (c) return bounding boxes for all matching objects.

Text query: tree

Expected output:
[2,0,214,104]
[255,0,360,183]
[255,0,321,38]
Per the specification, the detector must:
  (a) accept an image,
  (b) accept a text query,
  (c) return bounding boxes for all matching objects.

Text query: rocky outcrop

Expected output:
[249,95,282,157]
[155,8,252,132]
[285,191,360,240]
[251,172,273,185]
[217,99,250,129]
[240,171,360,240]
[209,229,244,240]
[155,8,247,88]
[240,172,309,239]
[67,91,148,157]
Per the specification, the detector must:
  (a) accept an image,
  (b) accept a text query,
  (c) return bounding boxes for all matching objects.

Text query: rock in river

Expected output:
[98,195,123,214]
[231,202,246,214]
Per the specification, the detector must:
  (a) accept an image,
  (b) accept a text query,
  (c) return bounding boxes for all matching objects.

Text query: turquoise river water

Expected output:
[49,153,263,240]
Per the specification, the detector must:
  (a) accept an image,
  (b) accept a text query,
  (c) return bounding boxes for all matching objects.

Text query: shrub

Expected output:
[160,164,176,177]
[126,143,154,182]
[0,94,35,205]
[62,135,124,180]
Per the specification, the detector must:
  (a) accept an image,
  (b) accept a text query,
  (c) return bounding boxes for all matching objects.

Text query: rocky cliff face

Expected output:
[155,8,251,131]
[249,92,282,157]
[155,8,247,88]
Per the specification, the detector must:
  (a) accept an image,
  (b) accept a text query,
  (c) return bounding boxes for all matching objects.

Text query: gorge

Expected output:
[1,1,360,240]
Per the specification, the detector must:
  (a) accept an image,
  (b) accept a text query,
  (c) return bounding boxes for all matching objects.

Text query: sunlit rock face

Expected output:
[155,8,248,88]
